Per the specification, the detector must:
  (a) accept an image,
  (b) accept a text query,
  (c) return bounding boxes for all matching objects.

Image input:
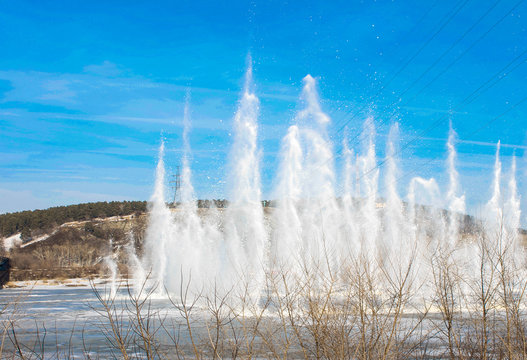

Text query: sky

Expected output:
[0,0,526,221]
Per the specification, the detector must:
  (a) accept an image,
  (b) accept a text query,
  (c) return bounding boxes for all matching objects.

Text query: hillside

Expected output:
[0,200,232,281]
[0,201,148,239]
[2,200,526,282]
[0,201,148,281]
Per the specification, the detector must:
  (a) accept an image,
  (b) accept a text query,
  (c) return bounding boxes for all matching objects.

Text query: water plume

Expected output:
[504,154,522,260]
[138,68,525,308]
[126,232,145,292]
[272,124,303,270]
[296,75,339,273]
[486,141,503,233]
[224,63,266,292]
[181,90,194,206]
[341,134,359,257]
[144,141,173,293]
[446,125,465,249]
[357,117,380,262]
[383,123,408,272]
[104,237,118,298]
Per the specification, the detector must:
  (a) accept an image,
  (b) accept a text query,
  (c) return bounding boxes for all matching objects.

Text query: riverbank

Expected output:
[3,276,125,289]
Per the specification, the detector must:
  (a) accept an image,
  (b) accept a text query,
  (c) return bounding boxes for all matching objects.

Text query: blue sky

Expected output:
[0,0,526,219]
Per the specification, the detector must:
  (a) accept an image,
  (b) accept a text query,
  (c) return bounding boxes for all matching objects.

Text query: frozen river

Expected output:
[0,283,205,358]
[0,282,266,359]
[0,281,520,359]
[0,284,129,357]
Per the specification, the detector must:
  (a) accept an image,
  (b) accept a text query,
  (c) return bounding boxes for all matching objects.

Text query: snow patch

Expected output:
[3,233,21,251]
[20,232,55,248]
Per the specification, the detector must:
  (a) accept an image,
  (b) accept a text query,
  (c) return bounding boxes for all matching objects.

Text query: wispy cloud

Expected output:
[420,136,527,151]
[0,64,239,107]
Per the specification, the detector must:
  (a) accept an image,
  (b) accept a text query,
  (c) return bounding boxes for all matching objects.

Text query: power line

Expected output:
[368,0,443,60]
[330,0,472,138]
[361,93,527,203]
[408,0,525,105]
[318,0,525,184]
[393,0,503,101]
[335,0,523,155]
[466,94,527,139]
[351,49,527,184]
[333,50,526,195]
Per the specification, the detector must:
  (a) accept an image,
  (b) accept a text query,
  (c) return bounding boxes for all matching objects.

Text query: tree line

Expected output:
[0,201,147,239]
[1,199,276,240]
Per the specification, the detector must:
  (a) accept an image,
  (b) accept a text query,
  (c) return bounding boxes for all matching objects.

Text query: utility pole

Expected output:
[169,166,181,205]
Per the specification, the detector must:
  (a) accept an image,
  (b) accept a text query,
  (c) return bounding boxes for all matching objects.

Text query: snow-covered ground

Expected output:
[4,277,126,288]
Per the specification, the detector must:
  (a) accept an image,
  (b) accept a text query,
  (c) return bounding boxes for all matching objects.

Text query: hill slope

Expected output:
[0,201,147,240]
[0,201,148,281]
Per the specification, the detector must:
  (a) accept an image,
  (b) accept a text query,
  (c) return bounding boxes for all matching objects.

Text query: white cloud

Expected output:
[421,136,527,151]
